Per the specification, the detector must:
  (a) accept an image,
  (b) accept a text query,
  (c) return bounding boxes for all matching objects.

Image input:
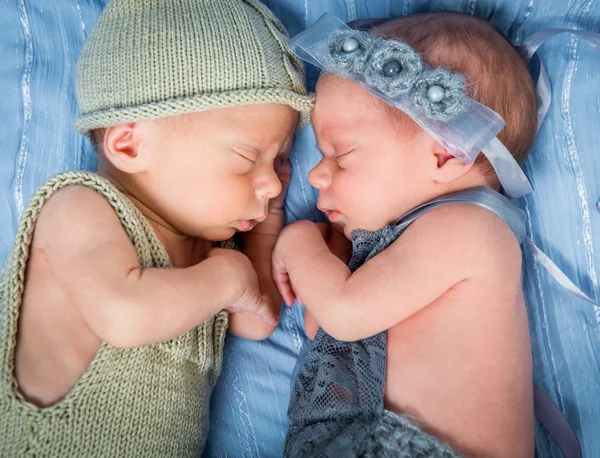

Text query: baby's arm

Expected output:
[228,231,280,340]
[229,158,291,340]
[35,186,274,348]
[274,205,515,342]
[303,223,351,340]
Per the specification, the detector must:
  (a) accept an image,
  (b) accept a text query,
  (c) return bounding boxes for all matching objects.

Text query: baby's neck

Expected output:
[436,172,500,196]
[97,166,211,268]
[400,173,500,221]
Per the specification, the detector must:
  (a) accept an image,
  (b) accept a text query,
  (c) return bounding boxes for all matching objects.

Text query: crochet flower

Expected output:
[327,29,375,78]
[363,40,423,97]
[412,68,468,120]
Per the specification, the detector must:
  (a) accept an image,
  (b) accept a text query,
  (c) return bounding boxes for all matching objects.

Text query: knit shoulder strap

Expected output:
[0,171,171,392]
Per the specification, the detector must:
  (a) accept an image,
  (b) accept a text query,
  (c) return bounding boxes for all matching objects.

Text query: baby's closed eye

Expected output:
[335,146,358,167]
[336,148,355,158]
[231,147,259,163]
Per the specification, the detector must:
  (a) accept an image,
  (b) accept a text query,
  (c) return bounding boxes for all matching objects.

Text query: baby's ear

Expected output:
[431,142,473,184]
[103,123,149,174]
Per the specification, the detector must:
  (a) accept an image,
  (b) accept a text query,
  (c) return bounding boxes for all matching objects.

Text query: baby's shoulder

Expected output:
[417,202,516,236]
[32,184,125,250]
[398,203,522,274]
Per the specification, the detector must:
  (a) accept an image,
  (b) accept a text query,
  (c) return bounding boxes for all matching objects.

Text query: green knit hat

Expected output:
[75,0,315,134]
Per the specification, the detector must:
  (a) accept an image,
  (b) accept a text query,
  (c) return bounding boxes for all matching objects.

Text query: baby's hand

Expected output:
[272,240,296,306]
[206,248,277,326]
[273,221,352,307]
[272,220,318,306]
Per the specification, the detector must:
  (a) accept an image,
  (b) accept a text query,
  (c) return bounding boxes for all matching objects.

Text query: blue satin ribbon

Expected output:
[520,29,600,131]
[526,237,599,306]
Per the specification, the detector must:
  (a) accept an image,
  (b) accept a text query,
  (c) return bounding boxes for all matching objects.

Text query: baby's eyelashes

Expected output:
[316,139,357,158]
[231,147,259,163]
[335,148,355,158]
[232,144,290,165]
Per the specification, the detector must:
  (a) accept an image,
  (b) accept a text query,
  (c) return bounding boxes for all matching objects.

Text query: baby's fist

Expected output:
[207,248,277,326]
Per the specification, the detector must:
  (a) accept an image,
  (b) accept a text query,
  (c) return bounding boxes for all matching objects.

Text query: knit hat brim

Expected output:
[75,87,315,135]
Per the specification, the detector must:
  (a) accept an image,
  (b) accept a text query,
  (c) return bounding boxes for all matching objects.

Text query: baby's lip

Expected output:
[252,215,267,224]
[236,215,267,232]
[318,206,341,222]
[237,219,255,232]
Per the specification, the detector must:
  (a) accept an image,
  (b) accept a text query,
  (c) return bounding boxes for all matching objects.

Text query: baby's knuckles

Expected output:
[206,248,261,310]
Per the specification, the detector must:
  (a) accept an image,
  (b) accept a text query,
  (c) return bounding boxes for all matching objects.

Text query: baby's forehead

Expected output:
[316,74,383,112]
[314,74,403,130]
[164,106,297,148]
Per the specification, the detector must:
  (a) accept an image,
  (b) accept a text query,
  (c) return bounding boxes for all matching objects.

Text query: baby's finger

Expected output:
[272,264,295,305]
[280,279,296,306]
[290,284,303,305]
[255,296,279,327]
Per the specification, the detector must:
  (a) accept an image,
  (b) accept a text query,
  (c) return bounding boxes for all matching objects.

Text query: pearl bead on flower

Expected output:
[342,37,359,53]
[427,85,445,103]
[382,60,402,77]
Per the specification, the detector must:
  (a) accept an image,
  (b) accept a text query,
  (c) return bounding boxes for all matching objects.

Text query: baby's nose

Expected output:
[308,159,333,190]
[256,166,282,200]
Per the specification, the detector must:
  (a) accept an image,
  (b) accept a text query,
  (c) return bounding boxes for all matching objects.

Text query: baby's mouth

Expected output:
[323,210,341,222]
[318,204,341,223]
[236,220,255,231]
[236,215,267,232]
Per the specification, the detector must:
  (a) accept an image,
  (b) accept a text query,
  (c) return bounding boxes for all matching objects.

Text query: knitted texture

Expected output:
[75,0,315,134]
[412,69,468,121]
[327,29,375,79]
[364,40,423,97]
[321,27,468,120]
[0,172,228,457]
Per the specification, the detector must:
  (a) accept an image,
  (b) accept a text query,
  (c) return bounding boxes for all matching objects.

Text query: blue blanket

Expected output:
[1,1,598,457]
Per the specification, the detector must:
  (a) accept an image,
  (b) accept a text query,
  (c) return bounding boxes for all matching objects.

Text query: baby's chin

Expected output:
[339,223,353,239]
[198,226,237,242]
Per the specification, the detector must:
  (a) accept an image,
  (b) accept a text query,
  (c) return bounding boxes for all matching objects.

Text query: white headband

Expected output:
[290,13,533,198]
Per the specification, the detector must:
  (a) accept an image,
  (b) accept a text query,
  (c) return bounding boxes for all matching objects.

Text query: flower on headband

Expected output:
[327,30,374,78]
[412,68,468,120]
[364,40,423,97]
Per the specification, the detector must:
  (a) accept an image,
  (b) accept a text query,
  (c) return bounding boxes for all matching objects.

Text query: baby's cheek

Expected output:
[221,176,256,213]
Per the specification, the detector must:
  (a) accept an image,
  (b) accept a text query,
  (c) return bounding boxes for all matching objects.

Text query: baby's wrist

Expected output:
[279,220,323,261]
[207,252,251,310]
[282,220,319,240]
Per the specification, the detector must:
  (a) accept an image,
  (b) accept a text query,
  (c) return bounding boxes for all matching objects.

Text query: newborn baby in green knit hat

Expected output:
[0,0,312,456]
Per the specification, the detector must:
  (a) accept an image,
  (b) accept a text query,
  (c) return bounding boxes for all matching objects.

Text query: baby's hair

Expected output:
[367,12,537,176]
[90,128,106,151]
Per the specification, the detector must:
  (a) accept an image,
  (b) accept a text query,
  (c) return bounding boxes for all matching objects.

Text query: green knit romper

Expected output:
[0,172,228,457]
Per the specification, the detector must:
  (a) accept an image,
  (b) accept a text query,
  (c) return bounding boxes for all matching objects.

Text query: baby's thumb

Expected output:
[255,295,279,327]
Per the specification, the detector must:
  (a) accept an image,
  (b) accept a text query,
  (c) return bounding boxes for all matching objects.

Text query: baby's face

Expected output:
[136,104,298,241]
[310,74,433,237]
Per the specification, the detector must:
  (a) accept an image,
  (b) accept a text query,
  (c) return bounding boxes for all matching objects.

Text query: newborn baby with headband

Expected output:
[274,12,539,457]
